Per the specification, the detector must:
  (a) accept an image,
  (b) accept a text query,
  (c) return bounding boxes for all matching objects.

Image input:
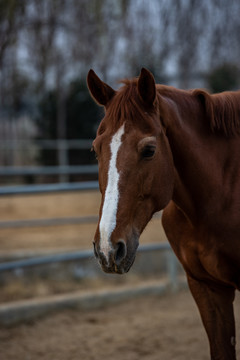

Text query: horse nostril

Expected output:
[114,240,127,265]
[93,242,99,259]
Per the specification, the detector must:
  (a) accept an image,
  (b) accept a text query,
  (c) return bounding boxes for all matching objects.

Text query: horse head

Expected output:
[87,68,174,274]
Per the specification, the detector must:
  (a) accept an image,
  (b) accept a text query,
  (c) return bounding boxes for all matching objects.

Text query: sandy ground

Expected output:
[0,191,167,253]
[1,192,240,359]
[0,289,240,360]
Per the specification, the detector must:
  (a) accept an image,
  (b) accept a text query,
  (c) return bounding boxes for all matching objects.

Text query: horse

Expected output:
[87,67,240,360]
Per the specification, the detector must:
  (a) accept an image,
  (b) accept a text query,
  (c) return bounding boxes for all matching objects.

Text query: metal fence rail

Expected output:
[0,139,93,150]
[0,181,99,195]
[0,165,98,176]
[0,138,96,183]
[0,243,171,272]
[0,215,99,229]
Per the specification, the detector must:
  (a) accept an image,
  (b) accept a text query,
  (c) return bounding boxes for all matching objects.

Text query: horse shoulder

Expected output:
[162,201,240,289]
[162,201,198,271]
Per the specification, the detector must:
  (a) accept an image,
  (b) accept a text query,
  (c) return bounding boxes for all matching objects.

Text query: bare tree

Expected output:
[2,0,240,117]
[0,0,25,65]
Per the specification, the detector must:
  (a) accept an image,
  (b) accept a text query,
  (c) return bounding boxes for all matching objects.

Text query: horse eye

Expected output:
[141,145,156,158]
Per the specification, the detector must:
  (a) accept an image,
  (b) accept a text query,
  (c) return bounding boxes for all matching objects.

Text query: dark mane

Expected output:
[106,77,240,137]
[193,89,240,137]
[105,79,159,132]
[106,79,138,124]
[156,85,240,137]
[107,79,143,124]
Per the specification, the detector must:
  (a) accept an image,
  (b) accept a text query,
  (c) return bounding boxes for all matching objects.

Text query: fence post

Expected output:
[57,139,69,183]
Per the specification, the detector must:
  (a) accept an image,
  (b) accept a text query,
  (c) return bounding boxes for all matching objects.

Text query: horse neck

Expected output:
[160,90,231,224]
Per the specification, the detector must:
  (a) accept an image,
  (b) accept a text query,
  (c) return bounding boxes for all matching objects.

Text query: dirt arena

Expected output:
[1,191,240,360]
[0,289,240,360]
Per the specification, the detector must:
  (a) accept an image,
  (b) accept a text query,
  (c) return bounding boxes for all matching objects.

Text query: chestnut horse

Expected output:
[87,68,240,360]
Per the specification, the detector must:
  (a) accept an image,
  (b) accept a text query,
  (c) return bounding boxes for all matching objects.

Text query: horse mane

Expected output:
[105,78,158,132]
[106,79,139,123]
[192,89,240,137]
[156,85,240,137]
[105,77,240,137]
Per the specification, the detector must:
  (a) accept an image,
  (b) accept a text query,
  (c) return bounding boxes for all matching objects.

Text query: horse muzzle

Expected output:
[93,235,139,274]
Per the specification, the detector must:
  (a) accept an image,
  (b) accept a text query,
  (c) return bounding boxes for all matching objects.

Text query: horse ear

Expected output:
[137,68,156,107]
[87,69,115,106]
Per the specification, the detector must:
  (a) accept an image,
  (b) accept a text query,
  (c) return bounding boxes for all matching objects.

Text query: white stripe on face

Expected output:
[99,124,125,259]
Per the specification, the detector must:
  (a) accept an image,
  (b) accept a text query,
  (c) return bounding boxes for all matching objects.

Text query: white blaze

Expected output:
[99,124,125,258]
